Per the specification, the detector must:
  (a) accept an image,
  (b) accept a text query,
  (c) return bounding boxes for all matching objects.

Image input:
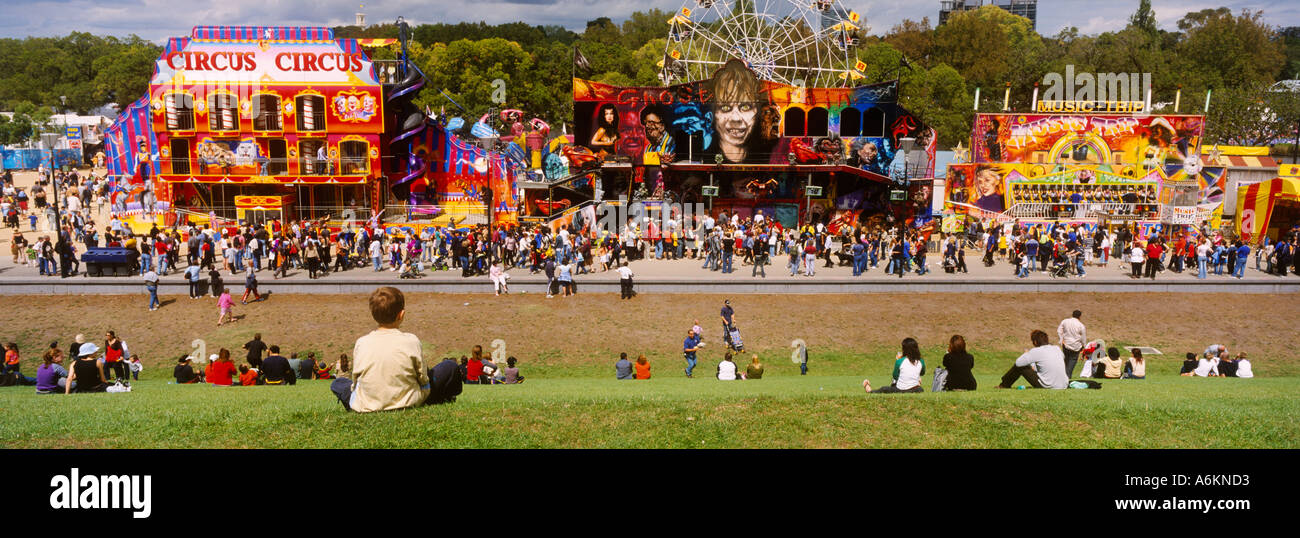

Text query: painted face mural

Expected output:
[711,61,762,163]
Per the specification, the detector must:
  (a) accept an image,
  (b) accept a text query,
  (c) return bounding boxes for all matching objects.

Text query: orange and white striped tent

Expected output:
[1236,176,1300,241]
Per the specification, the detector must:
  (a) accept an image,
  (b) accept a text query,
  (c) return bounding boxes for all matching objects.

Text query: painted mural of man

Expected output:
[640,104,676,197]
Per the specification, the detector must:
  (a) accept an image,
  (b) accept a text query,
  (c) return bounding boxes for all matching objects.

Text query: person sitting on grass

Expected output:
[315,355,337,380]
[940,335,975,391]
[502,356,523,384]
[717,352,739,381]
[36,348,70,394]
[1123,348,1146,379]
[299,352,318,380]
[994,330,1067,389]
[1232,353,1253,378]
[1191,352,1221,377]
[635,355,651,379]
[745,354,764,380]
[207,348,238,386]
[261,346,296,385]
[1078,339,1106,378]
[66,343,109,393]
[173,356,203,384]
[1093,347,1123,379]
[481,353,500,385]
[864,337,926,393]
[1179,352,1199,376]
[615,352,635,380]
[238,364,258,386]
[1217,353,1239,378]
[465,348,485,385]
[329,286,463,412]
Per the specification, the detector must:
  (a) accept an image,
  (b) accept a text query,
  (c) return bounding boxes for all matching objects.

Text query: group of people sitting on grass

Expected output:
[2,332,145,394]
[170,344,344,387]
[613,351,762,381]
[1178,344,1254,378]
[861,311,1257,394]
[456,346,524,385]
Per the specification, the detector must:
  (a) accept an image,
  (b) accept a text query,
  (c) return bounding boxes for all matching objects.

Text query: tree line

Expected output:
[2,2,1297,150]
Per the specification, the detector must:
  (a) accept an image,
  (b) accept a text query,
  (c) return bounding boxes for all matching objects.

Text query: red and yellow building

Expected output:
[148,26,384,226]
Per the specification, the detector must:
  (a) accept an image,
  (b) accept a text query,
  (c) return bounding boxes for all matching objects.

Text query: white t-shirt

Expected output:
[1194,358,1219,377]
[1130,246,1145,263]
[616,266,633,279]
[717,360,737,380]
[895,357,924,390]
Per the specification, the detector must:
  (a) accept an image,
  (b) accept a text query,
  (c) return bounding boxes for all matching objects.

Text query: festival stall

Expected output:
[561,59,936,230]
[943,112,1224,235]
[1235,176,1300,242]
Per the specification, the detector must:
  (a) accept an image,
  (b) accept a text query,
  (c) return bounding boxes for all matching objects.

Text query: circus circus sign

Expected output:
[153,42,378,86]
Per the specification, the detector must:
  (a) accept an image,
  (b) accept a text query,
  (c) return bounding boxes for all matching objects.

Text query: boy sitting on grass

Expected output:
[330,287,462,412]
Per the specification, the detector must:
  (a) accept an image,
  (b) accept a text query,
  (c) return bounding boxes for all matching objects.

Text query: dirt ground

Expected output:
[3,292,1296,375]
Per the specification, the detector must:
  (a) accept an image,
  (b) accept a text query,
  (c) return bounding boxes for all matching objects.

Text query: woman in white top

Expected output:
[1193,355,1220,377]
[717,352,739,381]
[1099,232,1111,266]
[864,338,925,393]
[1129,242,1145,278]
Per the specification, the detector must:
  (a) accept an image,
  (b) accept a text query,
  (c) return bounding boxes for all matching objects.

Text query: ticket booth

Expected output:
[235,195,296,226]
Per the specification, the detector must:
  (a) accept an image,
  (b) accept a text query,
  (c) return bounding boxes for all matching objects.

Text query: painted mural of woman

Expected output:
[983,118,1002,162]
[848,138,884,174]
[590,103,620,156]
[972,165,1006,213]
[708,60,772,163]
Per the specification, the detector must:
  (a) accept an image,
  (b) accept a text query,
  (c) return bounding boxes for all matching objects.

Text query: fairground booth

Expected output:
[529,58,935,233]
[941,109,1227,236]
[105,24,522,235]
[106,26,385,230]
[1235,165,1300,242]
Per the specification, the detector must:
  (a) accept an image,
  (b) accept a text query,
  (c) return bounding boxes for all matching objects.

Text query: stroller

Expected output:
[943,255,956,273]
[1049,254,1070,278]
[723,324,745,352]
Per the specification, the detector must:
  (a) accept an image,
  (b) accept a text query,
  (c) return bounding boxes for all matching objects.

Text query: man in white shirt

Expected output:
[1057,310,1086,378]
[330,287,462,412]
[617,262,634,299]
[997,330,1068,389]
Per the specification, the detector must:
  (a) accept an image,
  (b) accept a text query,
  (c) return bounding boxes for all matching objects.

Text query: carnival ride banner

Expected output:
[972,113,1204,167]
[943,162,1225,213]
[571,59,932,172]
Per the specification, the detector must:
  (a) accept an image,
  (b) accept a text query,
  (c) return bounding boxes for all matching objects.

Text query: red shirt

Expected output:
[239,369,258,386]
[466,359,484,379]
[1146,243,1162,259]
[208,360,237,386]
[105,340,123,363]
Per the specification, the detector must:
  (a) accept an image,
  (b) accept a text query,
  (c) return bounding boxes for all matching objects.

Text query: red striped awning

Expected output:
[1202,155,1277,168]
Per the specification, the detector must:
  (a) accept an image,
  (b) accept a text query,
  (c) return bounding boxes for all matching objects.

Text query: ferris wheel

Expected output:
[661,0,867,88]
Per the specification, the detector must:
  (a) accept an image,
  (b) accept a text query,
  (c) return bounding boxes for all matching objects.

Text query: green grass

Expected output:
[2,365,1294,448]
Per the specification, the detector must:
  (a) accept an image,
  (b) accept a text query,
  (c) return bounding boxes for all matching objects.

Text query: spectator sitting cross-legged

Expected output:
[261,345,296,385]
[329,286,463,412]
[173,356,203,384]
[995,330,1068,389]
[634,355,651,379]
[615,352,635,380]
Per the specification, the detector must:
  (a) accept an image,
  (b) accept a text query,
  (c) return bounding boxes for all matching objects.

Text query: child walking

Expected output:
[217,288,235,326]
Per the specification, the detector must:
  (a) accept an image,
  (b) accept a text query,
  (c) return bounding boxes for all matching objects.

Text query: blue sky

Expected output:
[0,0,1296,40]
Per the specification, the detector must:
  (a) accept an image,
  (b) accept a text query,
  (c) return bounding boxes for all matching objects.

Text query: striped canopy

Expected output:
[1236,177,1300,241]
[190,26,334,41]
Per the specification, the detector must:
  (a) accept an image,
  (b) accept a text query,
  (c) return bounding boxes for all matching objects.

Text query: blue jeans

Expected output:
[1198,256,1207,279]
[1076,257,1086,276]
[1233,260,1246,278]
[141,254,153,272]
[373,256,382,271]
[234,250,245,271]
[684,355,697,376]
[655,240,663,259]
[702,251,715,269]
[852,254,865,276]
[915,255,927,275]
[148,287,158,309]
[1017,264,1029,278]
[676,242,684,259]
[722,252,733,273]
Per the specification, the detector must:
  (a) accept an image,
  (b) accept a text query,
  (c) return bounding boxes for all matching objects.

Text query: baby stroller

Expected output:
[428,254,449,271]
[943,255,956,274]
[1049,254,1070,278]
[723,324,745,352]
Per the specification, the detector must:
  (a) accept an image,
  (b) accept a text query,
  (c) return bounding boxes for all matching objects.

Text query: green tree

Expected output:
[1176,8,1285,89]
[1204,82,1300,146]
[621,9,671,50]
[1129,0,1158,35]
[91,41,160,106]
[931,4,1044,94]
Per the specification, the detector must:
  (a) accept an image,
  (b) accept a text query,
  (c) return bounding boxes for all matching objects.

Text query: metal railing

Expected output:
[1003,202,1160,220]
[152,157,369,177]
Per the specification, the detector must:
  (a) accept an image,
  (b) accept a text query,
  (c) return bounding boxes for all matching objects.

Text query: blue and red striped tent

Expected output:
[103,95,159,181]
